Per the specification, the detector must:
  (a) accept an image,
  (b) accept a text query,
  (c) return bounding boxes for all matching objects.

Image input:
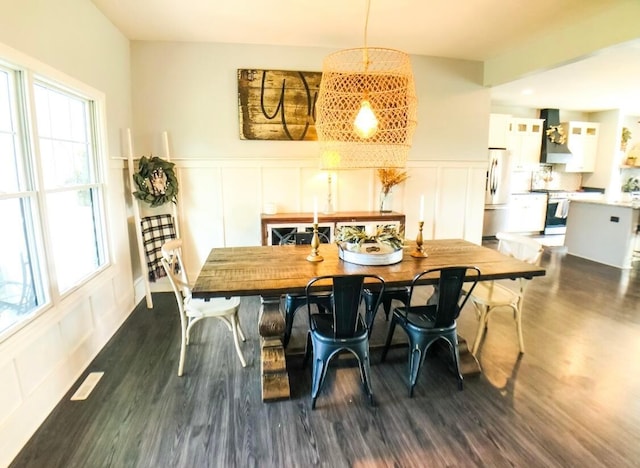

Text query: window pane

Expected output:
[0,69,12,132]
[0,69,21,192]
[35,84,92,188]
[46,189,105,292]
[0,198,43,334]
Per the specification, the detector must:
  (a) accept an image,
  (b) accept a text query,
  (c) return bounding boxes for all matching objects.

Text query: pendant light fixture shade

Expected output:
[316,46,418,169]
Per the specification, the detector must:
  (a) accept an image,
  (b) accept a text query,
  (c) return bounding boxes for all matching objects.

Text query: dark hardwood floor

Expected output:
[10,247,640,467]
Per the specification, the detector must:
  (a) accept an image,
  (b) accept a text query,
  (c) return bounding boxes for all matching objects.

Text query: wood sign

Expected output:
[237,69,322,141]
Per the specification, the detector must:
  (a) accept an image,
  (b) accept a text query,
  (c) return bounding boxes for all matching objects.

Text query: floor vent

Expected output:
[70,372,104,401]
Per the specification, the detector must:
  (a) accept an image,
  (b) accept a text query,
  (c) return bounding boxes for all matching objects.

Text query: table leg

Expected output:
[457,336,481,376]
[258,295,290,401]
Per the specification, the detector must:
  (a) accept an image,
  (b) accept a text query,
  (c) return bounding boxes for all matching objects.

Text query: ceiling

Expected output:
[91,0,640,115]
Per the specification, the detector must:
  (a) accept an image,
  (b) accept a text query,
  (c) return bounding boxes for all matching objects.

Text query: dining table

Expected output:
[192,239,546,402]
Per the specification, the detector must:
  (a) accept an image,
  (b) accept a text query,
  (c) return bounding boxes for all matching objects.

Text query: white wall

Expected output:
[0,0,133,465]
[130,42,490,274]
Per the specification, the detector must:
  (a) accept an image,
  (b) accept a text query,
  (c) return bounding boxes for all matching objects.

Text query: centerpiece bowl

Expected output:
[335,225,404,266]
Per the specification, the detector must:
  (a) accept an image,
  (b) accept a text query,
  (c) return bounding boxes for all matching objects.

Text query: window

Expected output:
[0,61,108,337]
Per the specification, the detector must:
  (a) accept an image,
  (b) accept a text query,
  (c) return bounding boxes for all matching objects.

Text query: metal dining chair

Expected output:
[282,231,331,348]
[302,274,385,409]
[381,266,480,396]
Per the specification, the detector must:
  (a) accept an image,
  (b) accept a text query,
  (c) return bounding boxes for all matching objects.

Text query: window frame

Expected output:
[0,52,112,341]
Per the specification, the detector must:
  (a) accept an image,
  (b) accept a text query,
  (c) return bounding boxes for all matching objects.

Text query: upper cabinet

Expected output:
[488,113,511,149]
[563,121,600,172]
[506,118,544,171]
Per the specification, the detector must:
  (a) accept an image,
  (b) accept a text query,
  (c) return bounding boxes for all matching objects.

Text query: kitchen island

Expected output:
[564,199,640,268]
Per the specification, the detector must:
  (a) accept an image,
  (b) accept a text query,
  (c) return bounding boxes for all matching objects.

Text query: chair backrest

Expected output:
[306,274,385,339]
[408,266,481,328]
[160,239,192,305]
[496,232,543,265]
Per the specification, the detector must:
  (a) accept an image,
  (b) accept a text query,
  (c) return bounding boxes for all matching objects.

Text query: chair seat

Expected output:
[468,282,519,307]
[185,296,241,318]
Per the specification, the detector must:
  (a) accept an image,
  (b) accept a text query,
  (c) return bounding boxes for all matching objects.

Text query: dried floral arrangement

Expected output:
[377,168,408,195]
[335,225,404,250]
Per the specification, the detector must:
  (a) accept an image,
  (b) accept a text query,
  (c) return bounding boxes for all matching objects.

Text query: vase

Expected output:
[379,190,393,212]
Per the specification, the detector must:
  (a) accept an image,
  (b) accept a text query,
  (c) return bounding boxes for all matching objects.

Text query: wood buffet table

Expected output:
[192,239,545,401]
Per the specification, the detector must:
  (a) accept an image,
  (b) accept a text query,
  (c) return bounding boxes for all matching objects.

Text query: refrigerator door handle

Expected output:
[490,159,497,195]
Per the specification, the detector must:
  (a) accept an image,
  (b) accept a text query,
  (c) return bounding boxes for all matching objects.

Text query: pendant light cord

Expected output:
[363,0,371,70]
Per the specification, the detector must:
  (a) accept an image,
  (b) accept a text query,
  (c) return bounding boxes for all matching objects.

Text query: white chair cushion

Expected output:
[184,296,241,319]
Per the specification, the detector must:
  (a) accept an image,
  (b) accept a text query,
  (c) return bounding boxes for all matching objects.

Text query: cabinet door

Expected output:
[564,122,599,172]
[507,118,544,170]
[488,113,511,148]
[507,194,546,233]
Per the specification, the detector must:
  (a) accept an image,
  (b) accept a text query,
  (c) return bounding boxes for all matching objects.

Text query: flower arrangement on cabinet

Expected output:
[377,168,408,195]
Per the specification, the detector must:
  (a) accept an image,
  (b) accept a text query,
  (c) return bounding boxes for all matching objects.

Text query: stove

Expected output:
[532,190,604,234]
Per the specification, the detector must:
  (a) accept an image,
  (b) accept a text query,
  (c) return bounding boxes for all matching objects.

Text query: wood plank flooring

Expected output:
[10,247,640,467]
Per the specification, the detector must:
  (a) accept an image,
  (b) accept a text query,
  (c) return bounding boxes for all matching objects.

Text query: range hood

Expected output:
[540,109,573,164]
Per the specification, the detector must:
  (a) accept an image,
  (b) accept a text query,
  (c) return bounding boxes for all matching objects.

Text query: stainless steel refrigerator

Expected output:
[482,148,512,237]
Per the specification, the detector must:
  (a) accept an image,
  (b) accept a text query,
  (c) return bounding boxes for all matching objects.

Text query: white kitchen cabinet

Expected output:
[488,113,511,149]
[507,193,547,233]
[563,121,600,172]
[506,118,544,171]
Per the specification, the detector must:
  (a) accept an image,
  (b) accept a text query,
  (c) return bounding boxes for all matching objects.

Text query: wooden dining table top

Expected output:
[192,238,546,299]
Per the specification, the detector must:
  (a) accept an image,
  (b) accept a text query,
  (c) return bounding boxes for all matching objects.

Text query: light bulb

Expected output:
[354,100,378,138]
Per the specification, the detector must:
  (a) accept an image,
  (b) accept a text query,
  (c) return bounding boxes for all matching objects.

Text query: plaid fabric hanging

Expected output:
[140,214,176,281]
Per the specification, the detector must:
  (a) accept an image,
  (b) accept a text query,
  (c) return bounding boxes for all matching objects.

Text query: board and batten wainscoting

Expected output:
[126,157,487,284]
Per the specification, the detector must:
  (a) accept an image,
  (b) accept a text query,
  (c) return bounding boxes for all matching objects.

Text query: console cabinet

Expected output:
[261,211,405,246]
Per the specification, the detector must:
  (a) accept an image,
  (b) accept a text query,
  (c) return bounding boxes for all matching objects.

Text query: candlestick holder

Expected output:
[410,221,428,258]
[306,223,324,262]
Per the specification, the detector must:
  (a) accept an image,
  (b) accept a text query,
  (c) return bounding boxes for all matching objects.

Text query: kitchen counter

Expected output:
[567,198,640,209]
[564,200,639,269]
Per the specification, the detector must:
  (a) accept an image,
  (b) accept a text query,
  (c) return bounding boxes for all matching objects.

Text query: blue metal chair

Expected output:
[381,266,480,397]
[302,274,385,409]
[282,232,332,348]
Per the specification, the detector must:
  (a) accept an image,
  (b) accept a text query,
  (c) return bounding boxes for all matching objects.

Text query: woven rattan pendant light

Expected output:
[316,0,417,169]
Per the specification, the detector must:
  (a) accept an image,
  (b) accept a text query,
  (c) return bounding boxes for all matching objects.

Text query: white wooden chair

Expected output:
[468,232,543,356]
[161,239,246,376]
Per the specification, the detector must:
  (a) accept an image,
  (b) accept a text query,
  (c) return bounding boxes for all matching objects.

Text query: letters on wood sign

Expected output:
[237,68,322,141]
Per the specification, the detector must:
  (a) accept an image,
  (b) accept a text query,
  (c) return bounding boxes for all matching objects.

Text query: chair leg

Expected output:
[230,314,247,367]
[471,304,489,356]
[282,296,297,348]
[514,304,525,354]
[302,332,312,368]
[357,343,375,406]
[178,328,187,377]
[311,357,329,410]
[382,297,393,321]
[408,346,423,398]
[448,337,464,391]
[381,318,397,362]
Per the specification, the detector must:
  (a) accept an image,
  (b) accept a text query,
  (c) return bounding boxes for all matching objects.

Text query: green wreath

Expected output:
[546,125,567,145]
[132,155,179,207]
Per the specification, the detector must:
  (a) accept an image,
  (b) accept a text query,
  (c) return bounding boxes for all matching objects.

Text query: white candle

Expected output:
[419,195,425,222]
[313,197,318,224]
